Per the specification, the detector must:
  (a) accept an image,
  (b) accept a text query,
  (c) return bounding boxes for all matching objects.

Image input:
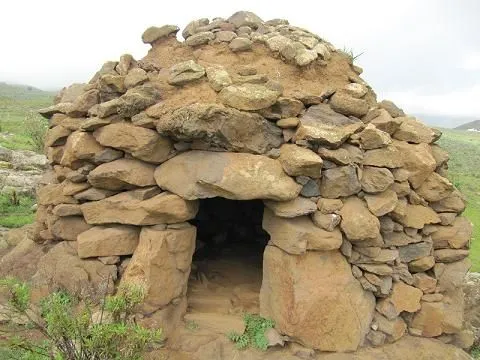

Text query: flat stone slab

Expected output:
[154,151,301,201]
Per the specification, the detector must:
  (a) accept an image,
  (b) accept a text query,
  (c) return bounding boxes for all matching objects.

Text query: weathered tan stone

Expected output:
[408,256,436,273]
[142,25,179,44]
[329,92,369,118]
[60,132,105,167]
[358,123,392,149]
[340,197,380,242]
[318,147,352,165]
[311,212,341,232]
[391,204,440,229]
[434,258,471,292]
[81,190,198,226]
[430,217,472,249]
[154,151,301,201]
[361,166,395,193]
[376,282,422,319]
[263,197,317,218]
[45,126,71,147]
[278,144,323,178]
[320,165,361,198]
[296,104,364,148]
[74,187,116,201]
[37,183,77,205]
[373,312,407,342]
[364,189,398,216]
[416,172,454,202]
[317,198,343,214]
[51,216,92,241]
[434,249,470,263]
[411,292,464,338]
[430,190,466,213]
[88,159,156,190]
[393,141,436,189]
[413,273,437,293]
[369,109,403,134]
[393,117,436,144]
[94,123,173,164]
[122,226,196,312]
[363,145,403,168]
[263,208,342,254]
[66,89,99,117]
[77,225,140,258]
[260,246,375,351]
[32,242,116,301]
[124,68,148,89]
[156,103,282,154]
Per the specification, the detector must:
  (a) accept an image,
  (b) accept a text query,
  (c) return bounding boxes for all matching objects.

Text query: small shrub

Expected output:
[0,277,163,360]
[23,111,48,153]
[227,313,275,351]
[472,346,480,359]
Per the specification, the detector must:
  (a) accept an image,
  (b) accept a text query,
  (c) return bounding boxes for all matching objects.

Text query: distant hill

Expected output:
[455,119,480,131]
[0,82,55,100]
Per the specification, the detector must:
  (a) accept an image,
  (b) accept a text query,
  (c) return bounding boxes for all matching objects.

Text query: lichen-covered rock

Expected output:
[156,104,282,154]
[218,83,281,111]
[296,104,364,148]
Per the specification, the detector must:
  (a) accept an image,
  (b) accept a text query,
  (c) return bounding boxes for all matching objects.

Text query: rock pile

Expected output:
[29,10,473,354]
[0,146,47,195]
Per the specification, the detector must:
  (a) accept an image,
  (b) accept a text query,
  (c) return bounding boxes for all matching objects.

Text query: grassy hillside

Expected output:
[0,82,54,151]
[455,119,480,131]
[437,129,480,272]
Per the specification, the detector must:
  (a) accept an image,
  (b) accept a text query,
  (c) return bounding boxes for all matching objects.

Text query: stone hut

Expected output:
[34,11,473,355]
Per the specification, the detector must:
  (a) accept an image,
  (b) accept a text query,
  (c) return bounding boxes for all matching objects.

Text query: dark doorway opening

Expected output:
[187,198,269,316]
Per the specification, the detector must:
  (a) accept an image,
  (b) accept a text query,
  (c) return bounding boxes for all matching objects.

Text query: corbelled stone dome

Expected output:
[31,10,472,358]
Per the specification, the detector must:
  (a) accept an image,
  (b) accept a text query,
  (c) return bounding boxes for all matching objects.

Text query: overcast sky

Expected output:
[1,0,479,122]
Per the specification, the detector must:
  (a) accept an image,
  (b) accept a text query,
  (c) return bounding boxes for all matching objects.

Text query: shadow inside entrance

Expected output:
[188,198,269,317]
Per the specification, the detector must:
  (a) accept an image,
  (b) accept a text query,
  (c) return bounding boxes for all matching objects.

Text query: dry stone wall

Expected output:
[33,11,473,352]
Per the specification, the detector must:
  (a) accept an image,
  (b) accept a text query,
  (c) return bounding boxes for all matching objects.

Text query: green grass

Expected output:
[437,129,480,272]
[0,193,36,228]
[0,83,54,152]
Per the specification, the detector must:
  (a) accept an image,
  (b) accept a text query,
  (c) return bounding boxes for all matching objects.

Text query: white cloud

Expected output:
[383,85,480,117]
[461,53,480,70]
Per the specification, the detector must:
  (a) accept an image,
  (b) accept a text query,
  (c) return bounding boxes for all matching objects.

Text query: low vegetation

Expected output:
[0,83,53,152]
[0,192,36,228]
[438,129,480,271]
[472,346,480,359]
[0,278,163,360]
[227,313,275,351]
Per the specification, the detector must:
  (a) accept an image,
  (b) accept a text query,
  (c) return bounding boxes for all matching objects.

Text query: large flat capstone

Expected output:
[154,151,301,201]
